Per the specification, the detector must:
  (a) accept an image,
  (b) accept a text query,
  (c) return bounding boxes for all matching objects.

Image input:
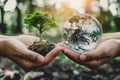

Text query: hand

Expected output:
[79,39,120,68]
[0,35,40,46]
[63,39,120,68]
[12,35,40,46]
[0,37,63,70]
[100,32,120,42]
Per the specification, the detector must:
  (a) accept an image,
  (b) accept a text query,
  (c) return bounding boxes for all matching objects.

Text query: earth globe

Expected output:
[63,14,102,53]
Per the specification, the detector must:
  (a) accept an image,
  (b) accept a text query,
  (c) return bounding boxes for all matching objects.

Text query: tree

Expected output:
[24,11,58,56]
[0,0,7,33]
[24,12,58,41]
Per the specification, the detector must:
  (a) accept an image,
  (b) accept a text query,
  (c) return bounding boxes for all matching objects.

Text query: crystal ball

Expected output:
[63,14,102,53]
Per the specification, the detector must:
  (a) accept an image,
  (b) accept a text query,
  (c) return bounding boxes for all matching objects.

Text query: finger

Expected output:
[100,33,120,42]
[80,60,99,68]
[17,48,44,63]
[17,35,40,46]
[96,58,109,66]
[63,48,80,63]
[62,47,99,68]
[99,34,109,42]
[79,47,105,61]
[57,42,66,47]
[25,36,40,46]
[11,56,43,69]
[80,39,120,61]
[83,58,110,68]
[31,36,40,42]
[100,33,114,42]
[20,35,40,42]
[44,44,63,64]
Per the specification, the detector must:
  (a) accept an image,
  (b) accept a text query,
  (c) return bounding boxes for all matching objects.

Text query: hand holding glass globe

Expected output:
[63,14,102,53]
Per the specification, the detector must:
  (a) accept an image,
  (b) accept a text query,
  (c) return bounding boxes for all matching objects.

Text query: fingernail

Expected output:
[80,54,86,61]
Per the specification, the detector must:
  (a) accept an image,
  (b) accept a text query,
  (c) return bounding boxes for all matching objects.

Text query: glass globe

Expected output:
[63,14,102,53]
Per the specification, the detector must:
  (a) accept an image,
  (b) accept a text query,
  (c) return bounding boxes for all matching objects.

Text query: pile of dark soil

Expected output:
[29,43,55,56]
[28,42,55,56]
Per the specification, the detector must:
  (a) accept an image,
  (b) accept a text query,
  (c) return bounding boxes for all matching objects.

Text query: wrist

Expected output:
[103,32,120,40]
[0,35,10,39]
[0,39,6,56]
[114,39,120,57]
[0,35,20,40]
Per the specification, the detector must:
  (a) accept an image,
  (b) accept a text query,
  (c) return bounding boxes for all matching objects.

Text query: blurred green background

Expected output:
[0,0,120,80]
[0,0,120,35]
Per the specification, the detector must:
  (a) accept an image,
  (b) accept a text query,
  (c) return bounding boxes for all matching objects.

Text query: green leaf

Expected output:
[24,12,59,36]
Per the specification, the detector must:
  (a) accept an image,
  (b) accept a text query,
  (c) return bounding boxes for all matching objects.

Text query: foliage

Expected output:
[24,12,59,40]
[57,52,84,70]
[116,57,120,61]
[0,78,4,80]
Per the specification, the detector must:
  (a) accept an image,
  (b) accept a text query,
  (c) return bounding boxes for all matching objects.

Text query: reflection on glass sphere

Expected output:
[63,14,102,53]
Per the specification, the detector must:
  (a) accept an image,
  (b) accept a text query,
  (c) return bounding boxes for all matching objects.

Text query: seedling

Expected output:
[24,12,58,56]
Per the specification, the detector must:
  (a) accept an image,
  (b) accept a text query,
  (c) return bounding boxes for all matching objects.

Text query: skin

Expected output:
[62,33,120,68]
[0,35,63,70]
[1,32,120,70]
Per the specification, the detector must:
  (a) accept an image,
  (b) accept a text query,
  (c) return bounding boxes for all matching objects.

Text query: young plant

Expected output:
[24,12,58,41]
[24,12,58,56]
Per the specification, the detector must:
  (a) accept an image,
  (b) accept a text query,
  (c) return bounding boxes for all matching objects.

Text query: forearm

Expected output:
[108,39,120,57]
[0,39,6,56]
[115,39,120,56]
[0,35,21,40]
[0,35,10,39]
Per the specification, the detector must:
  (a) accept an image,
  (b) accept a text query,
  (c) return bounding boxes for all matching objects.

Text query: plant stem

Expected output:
[38,25,44,42]
[39,33,43,42]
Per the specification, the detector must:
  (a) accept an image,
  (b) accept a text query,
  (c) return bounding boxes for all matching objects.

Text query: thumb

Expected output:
[79,47,104,61]
[31,36,40,42]
[16,35,40,46]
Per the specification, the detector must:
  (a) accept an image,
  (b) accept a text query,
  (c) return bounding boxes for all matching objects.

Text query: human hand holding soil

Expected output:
[0,35,63,70]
